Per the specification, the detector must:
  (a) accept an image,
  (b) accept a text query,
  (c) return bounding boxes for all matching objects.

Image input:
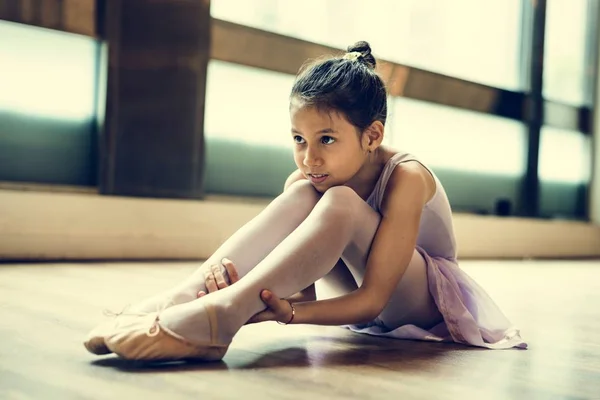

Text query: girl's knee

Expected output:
[283,179,321,204]
[322,186,361,206]
[319,186,363,220]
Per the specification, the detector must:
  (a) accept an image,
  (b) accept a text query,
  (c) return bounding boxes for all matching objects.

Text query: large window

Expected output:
[211,0,524,90]
[2,1,594,219]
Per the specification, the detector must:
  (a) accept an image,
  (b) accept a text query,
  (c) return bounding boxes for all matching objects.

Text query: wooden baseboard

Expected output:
[1,189,599,260]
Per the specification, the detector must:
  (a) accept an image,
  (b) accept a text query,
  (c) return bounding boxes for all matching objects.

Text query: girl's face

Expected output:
[290,101,369,192]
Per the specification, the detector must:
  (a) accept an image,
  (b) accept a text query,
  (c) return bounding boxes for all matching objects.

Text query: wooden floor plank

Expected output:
[1,260,599,399]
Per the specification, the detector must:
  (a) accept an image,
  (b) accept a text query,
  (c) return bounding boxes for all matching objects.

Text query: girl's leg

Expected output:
[313,254,441,330]
[334,212,443,330]
[129,180,322,312]
[375,250,443,330]
[337,221,442,330]
[314,259,359,300]
[151,186,439,350]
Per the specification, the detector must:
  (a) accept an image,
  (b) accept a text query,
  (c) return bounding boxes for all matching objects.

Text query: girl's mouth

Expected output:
[308,174,328,184]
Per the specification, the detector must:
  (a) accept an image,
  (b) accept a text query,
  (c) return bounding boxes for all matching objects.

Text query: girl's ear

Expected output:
[363,121,384,151]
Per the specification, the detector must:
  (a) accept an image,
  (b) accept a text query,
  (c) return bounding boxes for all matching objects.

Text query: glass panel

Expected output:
[0,21,96,120]
[203,61,297,196]
[543,0,591,105]
[204,60,296,148]
[539,182,586,219]
[211,0,524,90]
[539,127,591,184]
[389,97,527,177]
[385,97,529,215]
[0,21,98,186]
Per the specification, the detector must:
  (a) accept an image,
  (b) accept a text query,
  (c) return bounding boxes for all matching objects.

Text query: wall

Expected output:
[1,188,598,261]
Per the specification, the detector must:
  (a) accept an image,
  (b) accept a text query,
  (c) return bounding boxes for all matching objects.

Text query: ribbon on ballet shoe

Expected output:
[102,304,147,318]
[102,301,175,338]
[102,298,176,318]
[103,304,132,317]
[145,300,177,337]
[147,318,161,337]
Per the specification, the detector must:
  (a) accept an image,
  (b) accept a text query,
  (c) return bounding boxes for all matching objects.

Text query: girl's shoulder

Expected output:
[378,149,437,214]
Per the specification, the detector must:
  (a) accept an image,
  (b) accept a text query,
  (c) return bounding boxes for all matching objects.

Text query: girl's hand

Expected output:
[246,290,294,325]
[196,261,294,325]
[197,258,240,297]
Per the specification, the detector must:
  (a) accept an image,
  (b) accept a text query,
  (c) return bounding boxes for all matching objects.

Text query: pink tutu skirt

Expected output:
[347,247,527,350]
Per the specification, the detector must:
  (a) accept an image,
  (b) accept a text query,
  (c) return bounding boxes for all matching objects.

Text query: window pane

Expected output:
[0,21,98,186]
[539,127,591,184]
[204,60,295,148]
[203,61,297,196]
[389,97,527,177]
[543,0,591,105]
[211,0,524,90]
[0,21,96,119]
[386,98,528,215]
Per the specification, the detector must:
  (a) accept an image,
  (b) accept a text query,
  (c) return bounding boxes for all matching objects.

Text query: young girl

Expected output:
[84,41,526,361]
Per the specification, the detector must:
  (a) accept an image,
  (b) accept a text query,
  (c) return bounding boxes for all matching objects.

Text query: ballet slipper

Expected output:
[83,300,175,357]
[104,306,229,362]
[83,307,136,356]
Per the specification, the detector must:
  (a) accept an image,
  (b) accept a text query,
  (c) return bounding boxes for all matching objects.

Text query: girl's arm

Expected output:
[288,287,378,325]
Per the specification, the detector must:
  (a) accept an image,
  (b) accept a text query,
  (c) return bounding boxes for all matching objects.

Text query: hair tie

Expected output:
[343,51,362,61]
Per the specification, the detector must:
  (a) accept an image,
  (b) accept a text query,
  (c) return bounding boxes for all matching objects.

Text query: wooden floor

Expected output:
[1,259,599,400]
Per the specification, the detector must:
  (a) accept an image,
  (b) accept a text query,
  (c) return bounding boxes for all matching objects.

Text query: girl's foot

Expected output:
[83,260,239,357]
[104,293,238,361]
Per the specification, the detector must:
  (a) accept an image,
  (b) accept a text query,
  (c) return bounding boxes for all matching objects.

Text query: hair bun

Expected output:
[346,41,376,69]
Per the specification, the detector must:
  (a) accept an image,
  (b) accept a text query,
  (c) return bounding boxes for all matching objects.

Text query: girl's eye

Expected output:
[293,135,305,144]
[321,136,335,145]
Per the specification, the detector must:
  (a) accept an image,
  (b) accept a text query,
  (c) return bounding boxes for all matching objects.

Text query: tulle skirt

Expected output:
[347,247,527,350]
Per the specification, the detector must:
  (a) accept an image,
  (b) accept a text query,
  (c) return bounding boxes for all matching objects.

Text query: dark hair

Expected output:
[290,41,387,132]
